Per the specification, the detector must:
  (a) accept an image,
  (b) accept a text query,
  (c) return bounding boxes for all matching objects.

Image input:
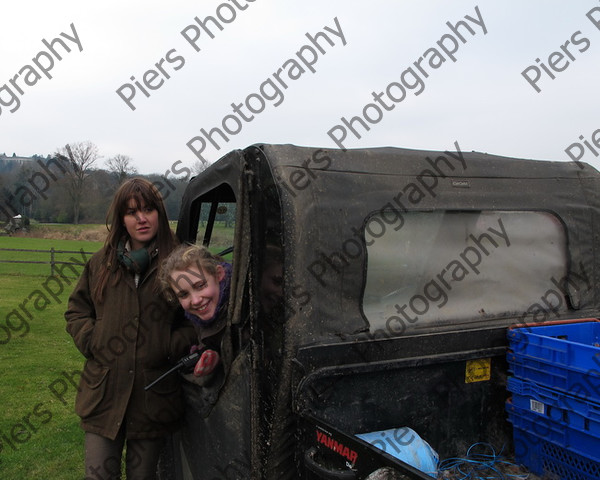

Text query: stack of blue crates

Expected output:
[506,321,600,480]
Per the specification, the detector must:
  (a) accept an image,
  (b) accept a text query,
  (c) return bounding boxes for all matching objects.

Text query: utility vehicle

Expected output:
[162,144,600,479]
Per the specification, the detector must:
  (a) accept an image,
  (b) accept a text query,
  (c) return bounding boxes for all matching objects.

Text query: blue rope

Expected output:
[437,443,529,480]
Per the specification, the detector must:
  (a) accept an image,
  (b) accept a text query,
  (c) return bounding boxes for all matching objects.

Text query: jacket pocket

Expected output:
[144,367,184,424]
[88,316,103,355]
[75,359,109,418]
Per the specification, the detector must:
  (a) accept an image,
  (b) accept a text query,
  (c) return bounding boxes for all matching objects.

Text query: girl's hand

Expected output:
[193,349,220,377]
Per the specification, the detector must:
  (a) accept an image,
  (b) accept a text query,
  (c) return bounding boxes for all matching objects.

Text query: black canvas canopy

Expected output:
[178,144,600,345]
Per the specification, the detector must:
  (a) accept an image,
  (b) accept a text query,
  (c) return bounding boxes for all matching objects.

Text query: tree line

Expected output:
[0,141,207,225]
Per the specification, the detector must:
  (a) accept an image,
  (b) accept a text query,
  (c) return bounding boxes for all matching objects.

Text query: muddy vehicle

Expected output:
[162,144,600,479]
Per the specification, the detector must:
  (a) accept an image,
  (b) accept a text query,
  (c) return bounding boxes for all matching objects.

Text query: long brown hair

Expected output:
[94,178,177,302]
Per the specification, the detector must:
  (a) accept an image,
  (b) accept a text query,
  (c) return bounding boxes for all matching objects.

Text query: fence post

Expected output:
[50,247,55,276]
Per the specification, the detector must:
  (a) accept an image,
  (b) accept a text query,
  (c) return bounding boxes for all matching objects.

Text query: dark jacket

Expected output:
[65,248,196,440]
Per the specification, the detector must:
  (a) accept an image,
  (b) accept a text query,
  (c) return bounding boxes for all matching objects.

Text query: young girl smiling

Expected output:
[160,244,233,379]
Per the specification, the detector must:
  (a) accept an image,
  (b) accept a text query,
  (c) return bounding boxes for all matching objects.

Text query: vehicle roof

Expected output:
[179,144,600,343]
[260,143,591,178]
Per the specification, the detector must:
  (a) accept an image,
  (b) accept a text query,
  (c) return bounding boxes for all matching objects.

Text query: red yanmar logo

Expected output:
[316,429,358,464]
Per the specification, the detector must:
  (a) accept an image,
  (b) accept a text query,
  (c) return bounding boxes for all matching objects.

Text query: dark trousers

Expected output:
[84,429,166,480]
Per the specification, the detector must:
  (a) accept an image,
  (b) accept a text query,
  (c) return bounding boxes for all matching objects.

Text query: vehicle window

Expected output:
[362,210,568,333]
[195,201,236,261]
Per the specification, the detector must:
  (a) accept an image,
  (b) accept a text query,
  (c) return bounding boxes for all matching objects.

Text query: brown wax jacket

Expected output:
[65,249,196,440]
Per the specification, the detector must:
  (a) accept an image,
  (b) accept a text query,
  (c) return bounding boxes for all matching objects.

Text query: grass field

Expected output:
[0,235,102,479]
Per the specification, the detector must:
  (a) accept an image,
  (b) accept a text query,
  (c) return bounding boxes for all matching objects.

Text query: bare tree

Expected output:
[192,160,209,176]
[105,154,137,184]
[56,141,100,224]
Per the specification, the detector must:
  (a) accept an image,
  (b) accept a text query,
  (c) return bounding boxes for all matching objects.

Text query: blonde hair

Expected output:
[159,244,223,302]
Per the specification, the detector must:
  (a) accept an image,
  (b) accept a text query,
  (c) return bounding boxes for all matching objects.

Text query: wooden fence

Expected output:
[0,248,95,276]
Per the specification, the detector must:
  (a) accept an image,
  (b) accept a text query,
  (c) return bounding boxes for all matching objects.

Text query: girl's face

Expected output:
[123,198,159,250]
[169,263,225,321]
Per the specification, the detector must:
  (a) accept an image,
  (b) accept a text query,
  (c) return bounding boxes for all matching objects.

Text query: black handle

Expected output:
[144,351,202,391]
[304,447,356,480]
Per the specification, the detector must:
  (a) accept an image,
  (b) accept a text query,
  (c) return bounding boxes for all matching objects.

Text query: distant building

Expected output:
[0,153,39,173]
[0,153,38,163]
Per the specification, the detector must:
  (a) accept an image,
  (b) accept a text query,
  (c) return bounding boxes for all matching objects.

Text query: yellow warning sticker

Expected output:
[465,358,491,383]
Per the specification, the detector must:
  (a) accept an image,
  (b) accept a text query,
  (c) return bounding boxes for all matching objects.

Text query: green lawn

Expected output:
[0,237,101,479]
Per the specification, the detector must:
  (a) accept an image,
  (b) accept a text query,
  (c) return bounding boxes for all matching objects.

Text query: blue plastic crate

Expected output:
[508,377,600,437]
[506,399,600,462]
[511,426,600,480]
[507,321,600,402]
[508,321,600,368]
[508,354,600,402]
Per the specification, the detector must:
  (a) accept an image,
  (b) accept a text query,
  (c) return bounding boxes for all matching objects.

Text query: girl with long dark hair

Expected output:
[65,178,195,479]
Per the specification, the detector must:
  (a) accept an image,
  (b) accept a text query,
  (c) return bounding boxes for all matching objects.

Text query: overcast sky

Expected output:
[1,0,600,174]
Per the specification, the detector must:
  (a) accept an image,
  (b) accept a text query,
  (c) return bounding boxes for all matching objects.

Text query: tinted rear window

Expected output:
[362,211,567,333]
